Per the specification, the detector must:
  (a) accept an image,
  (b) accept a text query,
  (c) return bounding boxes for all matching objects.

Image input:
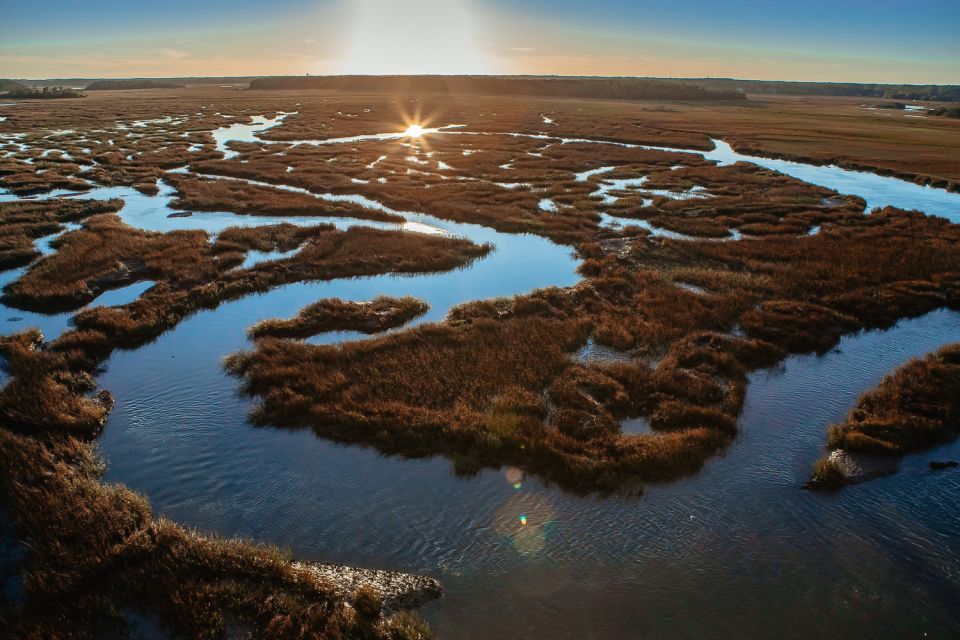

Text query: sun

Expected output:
[334,0,496,75]
[404,124,426,138]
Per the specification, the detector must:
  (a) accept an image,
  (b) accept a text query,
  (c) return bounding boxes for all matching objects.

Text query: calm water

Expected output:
[702,140,960,219]
[3,116,960,638]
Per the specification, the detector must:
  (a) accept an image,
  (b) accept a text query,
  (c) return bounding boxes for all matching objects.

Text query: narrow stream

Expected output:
[2,113,960,637]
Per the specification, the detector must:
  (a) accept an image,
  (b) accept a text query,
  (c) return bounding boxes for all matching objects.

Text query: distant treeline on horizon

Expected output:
[85,79,184,90]
[673,78,960,102]
[248,76,747,101]
[0,80,85,99]
[6,75,959,102]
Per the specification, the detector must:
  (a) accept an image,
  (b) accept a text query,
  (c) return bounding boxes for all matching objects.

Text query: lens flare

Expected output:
[494,494,556,556]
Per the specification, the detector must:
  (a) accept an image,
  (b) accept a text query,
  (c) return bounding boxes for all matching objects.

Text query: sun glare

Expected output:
[335,0,495,75]
[404,124,426,138]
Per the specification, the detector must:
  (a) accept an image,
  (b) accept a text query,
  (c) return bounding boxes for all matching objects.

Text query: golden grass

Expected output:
[227,204,960,492]
[3,213,218,311]
[0,218,476,637]
[4,214,486,321]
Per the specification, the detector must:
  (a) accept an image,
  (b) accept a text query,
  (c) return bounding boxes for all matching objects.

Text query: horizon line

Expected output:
[8,73,960,87]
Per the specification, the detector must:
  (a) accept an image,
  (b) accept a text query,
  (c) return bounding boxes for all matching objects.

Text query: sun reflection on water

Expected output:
[404,124,426,138]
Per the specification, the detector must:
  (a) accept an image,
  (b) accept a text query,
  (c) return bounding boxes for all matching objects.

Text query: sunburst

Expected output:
[403,124,426,138]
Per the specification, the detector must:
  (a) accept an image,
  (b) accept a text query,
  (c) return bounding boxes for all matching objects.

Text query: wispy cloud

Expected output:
[161,49,189,60]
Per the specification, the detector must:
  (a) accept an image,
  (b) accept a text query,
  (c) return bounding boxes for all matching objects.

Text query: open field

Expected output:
[1,85,960,637]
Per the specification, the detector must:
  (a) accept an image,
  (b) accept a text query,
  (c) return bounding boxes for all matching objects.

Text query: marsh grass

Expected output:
[166,173,405,223]
[226,283,782,492]
[0,427,430,638]
[827,343,960,455]
[0,199,123,272]
[229,203,960,492]
[4,214,485,324]
[249,296,429,339]
[809,456,847,489]
[3,214,223,311]
[0,229,474,637]
[0,219,486,636]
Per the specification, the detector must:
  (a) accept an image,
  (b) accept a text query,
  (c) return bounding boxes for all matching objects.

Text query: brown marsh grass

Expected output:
[0,427,427,639]
[228,204,960,492]
[0,198,123,270]
[166,173,405,223]
[3,213,220,311]
[0,218,483,637]
[808,456,846,490]
[4,214,487,316]
[249,296,429,339]
[826,343,960,455]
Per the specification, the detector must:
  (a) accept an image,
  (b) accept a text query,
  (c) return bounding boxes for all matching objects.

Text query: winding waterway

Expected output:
[3,113,960,637]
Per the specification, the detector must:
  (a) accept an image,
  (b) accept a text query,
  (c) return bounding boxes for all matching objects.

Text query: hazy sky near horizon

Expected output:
[2,0,958,83]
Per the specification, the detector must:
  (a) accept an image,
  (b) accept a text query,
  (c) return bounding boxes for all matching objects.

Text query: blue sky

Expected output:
[2,0,958,82]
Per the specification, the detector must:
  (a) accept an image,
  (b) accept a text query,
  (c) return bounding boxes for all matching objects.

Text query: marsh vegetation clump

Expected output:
[249,296,429,339]
[0,198,122,270]
[166,173,406,223]
[0,204,490,635]
[0,330,111,436]
[0,224,471,636]
[807,455,848,489]
[930,107,960,119]
[826,343,960,455]
[2,213,220,311]
[226,282,782,491]
[3,214,486,341]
